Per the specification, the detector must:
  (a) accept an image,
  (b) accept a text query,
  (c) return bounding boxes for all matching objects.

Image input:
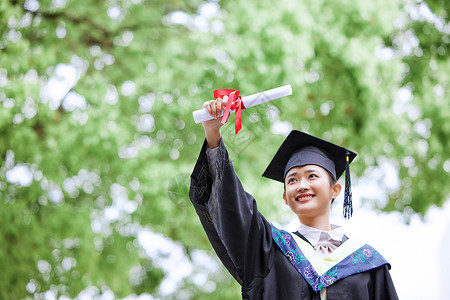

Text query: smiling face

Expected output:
[283,165,341,224]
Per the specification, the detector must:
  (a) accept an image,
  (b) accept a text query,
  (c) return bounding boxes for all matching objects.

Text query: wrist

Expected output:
[204,128,221,148]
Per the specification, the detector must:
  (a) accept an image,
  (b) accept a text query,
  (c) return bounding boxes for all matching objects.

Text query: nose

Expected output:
[296,178,309,192]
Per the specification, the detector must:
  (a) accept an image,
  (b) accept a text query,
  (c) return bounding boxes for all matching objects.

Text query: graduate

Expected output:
[189,97,399,299]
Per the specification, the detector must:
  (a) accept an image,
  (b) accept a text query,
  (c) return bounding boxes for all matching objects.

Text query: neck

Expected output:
[298,215,331,231]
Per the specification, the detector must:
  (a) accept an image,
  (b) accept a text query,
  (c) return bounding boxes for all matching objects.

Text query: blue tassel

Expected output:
[343,150,353,219]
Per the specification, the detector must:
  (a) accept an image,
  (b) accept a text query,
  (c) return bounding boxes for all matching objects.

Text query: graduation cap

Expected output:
[262,130,357,219]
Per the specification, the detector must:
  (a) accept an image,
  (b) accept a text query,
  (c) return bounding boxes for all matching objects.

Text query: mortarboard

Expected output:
[262,130,357,219]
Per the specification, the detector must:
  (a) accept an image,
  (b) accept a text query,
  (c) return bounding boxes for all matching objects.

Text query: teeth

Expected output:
[296,195,313,200]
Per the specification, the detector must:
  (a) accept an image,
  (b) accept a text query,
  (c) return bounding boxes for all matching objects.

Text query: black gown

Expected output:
[189,139,399,299]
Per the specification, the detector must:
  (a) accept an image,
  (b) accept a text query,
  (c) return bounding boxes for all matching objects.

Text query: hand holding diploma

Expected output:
[195,84,293,140]
[200,84,292,147]
[201,96,228,149]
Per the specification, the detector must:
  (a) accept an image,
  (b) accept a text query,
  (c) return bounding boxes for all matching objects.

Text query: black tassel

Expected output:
[343,150,353,219]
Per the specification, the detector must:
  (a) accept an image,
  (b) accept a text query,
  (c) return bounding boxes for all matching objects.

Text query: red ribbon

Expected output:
[213,89,246,134]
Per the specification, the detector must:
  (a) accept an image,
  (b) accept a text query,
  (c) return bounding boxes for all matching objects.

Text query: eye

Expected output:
[309,173,318,179]
[287,177,297,184]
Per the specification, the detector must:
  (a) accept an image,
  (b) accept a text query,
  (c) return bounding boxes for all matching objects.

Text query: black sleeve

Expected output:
[189,139,274,287]
[370,265,399,300]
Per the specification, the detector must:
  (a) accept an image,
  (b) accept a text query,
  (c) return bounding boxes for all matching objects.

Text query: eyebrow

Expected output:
[286,171,298,179]
[286,168,319,178]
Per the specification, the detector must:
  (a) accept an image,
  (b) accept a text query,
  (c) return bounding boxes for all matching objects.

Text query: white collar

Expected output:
[297,223,344,246]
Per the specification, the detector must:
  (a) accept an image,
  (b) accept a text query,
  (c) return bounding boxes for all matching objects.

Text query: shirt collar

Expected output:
[298,222,344,246]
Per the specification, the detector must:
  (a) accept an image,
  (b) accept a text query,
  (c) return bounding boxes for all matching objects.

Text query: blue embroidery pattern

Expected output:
[271,224,390,291]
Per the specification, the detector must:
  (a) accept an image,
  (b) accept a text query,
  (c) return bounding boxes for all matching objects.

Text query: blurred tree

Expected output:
[0,0,448,298]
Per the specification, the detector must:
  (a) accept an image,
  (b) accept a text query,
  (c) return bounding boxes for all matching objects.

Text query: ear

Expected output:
[282,192,288,205]
[331,183,341,199]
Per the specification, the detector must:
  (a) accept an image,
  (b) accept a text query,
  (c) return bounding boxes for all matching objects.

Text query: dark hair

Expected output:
[327,170,337,186]
[327,170,337,204]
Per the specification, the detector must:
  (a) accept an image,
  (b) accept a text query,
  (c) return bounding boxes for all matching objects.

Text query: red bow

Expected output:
[213,89,246,134]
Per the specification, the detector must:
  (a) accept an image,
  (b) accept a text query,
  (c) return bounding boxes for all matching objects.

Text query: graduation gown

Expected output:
[189,139,399,299]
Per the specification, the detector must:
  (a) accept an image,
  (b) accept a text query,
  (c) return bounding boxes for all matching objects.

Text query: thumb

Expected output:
[221,95,229,111]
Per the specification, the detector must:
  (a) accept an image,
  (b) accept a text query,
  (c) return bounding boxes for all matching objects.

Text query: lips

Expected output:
[295,193,315,202]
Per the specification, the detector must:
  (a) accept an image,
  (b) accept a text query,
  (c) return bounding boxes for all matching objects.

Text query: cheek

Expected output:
[285,189,297,205]
[316,182,334,200]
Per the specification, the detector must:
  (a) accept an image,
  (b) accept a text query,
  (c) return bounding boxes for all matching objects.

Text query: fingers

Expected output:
[222,95,228,112]
[203,97,228,119]
[212,98,220,118]
[202,100,215,118]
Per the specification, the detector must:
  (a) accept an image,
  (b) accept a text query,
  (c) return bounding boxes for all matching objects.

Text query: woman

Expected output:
[189,97,398,299]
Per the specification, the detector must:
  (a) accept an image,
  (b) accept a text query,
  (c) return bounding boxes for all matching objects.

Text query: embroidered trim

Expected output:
[271,224,390,291]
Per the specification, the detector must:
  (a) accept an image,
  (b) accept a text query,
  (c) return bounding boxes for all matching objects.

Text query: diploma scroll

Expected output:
[192,84,292,124]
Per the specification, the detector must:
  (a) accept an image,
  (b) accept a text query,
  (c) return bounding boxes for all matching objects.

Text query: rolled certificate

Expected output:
[192,84,292,123]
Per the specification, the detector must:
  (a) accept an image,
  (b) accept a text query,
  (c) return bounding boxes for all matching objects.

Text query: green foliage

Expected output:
[0,0,448,298]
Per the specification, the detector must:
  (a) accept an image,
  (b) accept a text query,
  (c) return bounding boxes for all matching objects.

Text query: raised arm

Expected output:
[189,97,273,286]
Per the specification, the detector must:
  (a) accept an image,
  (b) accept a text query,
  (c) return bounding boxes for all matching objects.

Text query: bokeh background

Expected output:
[1,0,449,299]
